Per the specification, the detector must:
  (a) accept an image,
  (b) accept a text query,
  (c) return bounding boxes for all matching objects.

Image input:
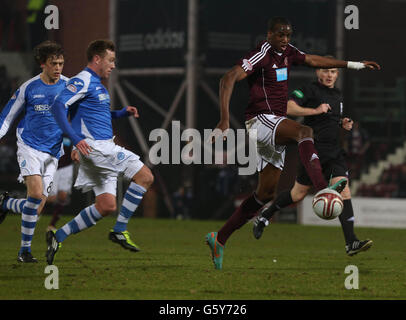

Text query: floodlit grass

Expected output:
[0,214,405,300]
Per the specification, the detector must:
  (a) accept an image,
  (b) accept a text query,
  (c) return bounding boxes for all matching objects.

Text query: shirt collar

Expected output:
[85,67,101,80]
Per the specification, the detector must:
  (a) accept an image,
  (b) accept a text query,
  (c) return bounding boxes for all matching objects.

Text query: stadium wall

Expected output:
[298,196,406,229]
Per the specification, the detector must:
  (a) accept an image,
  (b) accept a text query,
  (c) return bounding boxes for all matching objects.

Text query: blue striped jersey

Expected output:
[0,74,69,157]
[53,67,114,143]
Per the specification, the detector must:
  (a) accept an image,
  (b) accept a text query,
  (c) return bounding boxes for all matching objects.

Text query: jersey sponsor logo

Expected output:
[275,67,288,82]
[292,90,304,98]
[34,104,51,112]
[33,94,45,99]
[73,81,83,86]
[242,59,253,71]
[67,84,77,93]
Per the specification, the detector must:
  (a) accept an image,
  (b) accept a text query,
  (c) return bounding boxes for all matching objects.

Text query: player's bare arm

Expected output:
[287,99,331,117]
[217,65,247,131]
[305,55,381,70]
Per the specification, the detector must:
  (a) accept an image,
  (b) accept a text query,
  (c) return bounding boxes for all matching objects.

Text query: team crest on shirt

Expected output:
[98,93,108,101]
[21,160,26,168]
[117,152,125,161]
[242,59,253,71]
[67,84,77,93]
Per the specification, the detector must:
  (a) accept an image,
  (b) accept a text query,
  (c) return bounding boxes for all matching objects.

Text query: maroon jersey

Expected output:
[238,41,306,120]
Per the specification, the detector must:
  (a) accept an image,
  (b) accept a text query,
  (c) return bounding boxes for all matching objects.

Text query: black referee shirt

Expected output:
[289,81,344,159]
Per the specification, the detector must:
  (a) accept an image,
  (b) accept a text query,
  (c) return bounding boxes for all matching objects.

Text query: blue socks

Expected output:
[20,197,41,253]
[113,182,146,232]
[3,197,26,214]
[55,204,102,243]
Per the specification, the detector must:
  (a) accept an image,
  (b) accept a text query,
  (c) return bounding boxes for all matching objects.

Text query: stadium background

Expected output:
[0,0,405,224]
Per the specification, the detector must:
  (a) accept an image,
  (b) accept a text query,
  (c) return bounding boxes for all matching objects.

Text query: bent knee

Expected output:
[133,168,154,189]
[256,189,276,203]
[298,125,313,141]
[95,200,117,216]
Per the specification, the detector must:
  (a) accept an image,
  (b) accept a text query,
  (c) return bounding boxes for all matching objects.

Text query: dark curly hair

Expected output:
[33,40,64,65]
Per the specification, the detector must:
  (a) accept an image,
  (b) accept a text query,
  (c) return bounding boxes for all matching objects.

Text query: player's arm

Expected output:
[341,117,353,131]
[0,88,25,139]
[304,55,381,70]
[217,65,247,131]
[111,106,139,119]
[287,99,331,117]
[51,79,91,156]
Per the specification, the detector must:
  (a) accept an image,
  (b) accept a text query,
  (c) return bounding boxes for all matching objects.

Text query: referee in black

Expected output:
[253,57,373,256]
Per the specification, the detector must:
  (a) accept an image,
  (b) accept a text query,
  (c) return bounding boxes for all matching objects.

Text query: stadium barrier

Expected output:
[298,196,406,229]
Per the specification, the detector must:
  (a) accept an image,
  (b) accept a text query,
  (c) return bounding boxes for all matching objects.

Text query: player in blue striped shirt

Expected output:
[46,39,154,265]
[0,41,68,262]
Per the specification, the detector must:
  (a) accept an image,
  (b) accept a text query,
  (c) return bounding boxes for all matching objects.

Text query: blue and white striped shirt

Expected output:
[0,74,69,157]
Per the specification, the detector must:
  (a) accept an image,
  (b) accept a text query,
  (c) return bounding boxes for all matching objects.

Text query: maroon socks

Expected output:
[298,138,327,191]
[217,193,264,245]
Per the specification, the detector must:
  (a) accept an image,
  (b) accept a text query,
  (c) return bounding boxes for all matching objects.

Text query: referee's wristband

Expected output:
[347,61,365,70]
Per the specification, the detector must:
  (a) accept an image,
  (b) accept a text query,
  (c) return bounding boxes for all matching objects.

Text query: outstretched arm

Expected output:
[305,55,381,70]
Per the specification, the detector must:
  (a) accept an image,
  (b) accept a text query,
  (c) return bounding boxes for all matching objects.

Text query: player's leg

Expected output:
[205,164,280,270]
[109,156,153,251]
[111,165,153,234]
[47,165,74,231]
[253,180,311,239]
[219,162,281,245]
[47,190,68,231]
[330,175,373,255]
[275,119,346,193]
[53,189,113,243]
[18,175,44,263]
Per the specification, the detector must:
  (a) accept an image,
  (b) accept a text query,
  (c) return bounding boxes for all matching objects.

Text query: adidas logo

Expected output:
[310,153,319,161]
[272,64,278,68]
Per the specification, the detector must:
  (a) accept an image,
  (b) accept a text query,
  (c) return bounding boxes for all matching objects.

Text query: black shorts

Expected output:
[296,151,349,186]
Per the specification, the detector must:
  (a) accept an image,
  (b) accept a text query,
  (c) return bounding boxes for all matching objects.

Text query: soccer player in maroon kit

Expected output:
[205,17,380,270]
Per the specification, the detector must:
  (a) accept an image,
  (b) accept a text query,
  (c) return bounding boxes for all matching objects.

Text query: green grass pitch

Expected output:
[0,214,405,300]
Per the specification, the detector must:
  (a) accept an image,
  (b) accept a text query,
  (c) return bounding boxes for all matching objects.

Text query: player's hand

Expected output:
[342,117,353,131]
[315,103,331,114]
[126,106,139,118]
[362,61,381,70]
[76,139,92,156]
[71,149,80,163]
[209,120,230,144]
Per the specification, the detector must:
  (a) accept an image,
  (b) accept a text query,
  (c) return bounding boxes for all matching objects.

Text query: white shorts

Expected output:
[16,140,58,197]
[245,114,287,172]
[74,138,144,196]
[49,164,74,196]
